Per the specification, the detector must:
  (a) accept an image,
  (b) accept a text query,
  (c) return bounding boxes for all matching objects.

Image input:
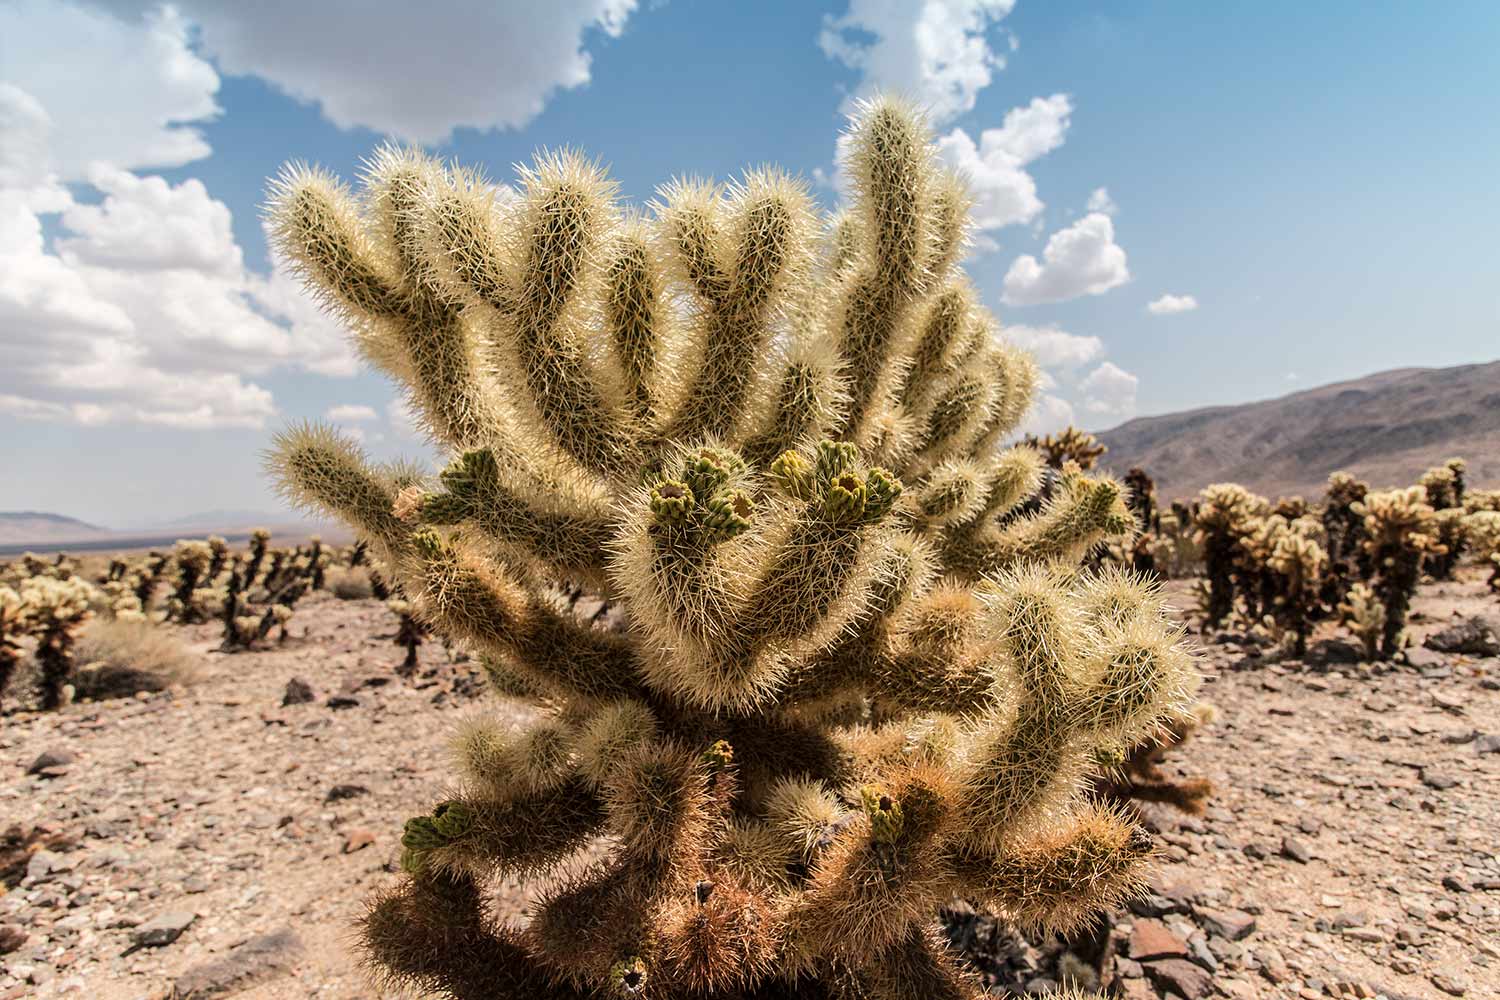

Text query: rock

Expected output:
[1143,957,1214,999]
[1280,836,1311,863]
[0,925,26,955]
[1432,690,1467,714]
[1196,907,1256,941]
[25,750,76,775]
[1128,919,1190,961]
[1474,734,1500,755]
[343,828,377,853]
[326,695,361,710]
[325,784,369,802]
[132,910,196,947]
[1430,973,1467,996]
[1403,646,1448,670]
[1308,638,1361,664]
[170,927,303,997]
[1421,768,1460,790]
[280,678,315,706]
[1242,841,1272,860]
[1424,617,1500,656]
[1442,874,1472,893]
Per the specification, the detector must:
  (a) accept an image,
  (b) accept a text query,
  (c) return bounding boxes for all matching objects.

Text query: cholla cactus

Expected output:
[0,586,28,710]
[1192,484,1263,628]
[1022,427,1107,472]
[1354,487,1443,658]
[1461,510,1500,592]
[168,540,215,623]
[1338,582,1386,661]
[388,597,427,677]
[245,528,272,586]
[264,100,1189,999]
[1419,461,1467,579]
[21,576,94,710]
[1263,527,1325,657]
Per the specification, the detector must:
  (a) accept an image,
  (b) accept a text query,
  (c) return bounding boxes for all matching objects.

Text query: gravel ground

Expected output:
[1,575,1496,999]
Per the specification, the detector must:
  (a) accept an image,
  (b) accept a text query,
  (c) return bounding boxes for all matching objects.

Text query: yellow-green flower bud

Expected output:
[401,815,446,851]
[609,955,648,995]
[700,491,753,542]
[860,784,904,844]
[770,450,814,500]
[649,480,695,528]
[431,800,474,839]
[824,472,867,524]
[864,466,902,519]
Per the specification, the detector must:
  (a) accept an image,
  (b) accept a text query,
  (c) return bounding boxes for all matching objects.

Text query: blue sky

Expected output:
[2,0,1496,526]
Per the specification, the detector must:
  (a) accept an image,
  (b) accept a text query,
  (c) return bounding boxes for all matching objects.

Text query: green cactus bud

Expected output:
[860,783,904,844]
[863,466,902,519]
[410,527,448,560]
[683,447,740,498]
[399,845,429,875]
[609,955,648,995]
[814,439,859,488]
[701,739,734,773]
[700,490,753,542]
[431,800,475,839]
[649,480,695,528]
[401,815,446,851]
[770,450,814,499]
[823,472,868,524]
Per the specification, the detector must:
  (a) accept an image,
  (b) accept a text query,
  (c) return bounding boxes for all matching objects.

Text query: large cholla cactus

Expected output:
[1354,487,1443,658]
[265,101,1193,1000]
[0,586,27,710]
[1191,483,1264,628]
[21,575,94,710]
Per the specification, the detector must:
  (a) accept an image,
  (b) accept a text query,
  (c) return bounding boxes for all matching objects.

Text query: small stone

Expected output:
[1403,646,1448,670]
[280,678,315,706]
[1421,769,1460,790]
[26,750,75,775]
[1243,841,1273,860]
[170,927,303,997]
[1128,919,1190,961]
[326,695,360,710]
[1431,691,1467,714]
[1342,927,1385,942]
[0,925,27,955]
[1144,958,1214,999]
[1474,734,1500,755]
[1442,874,1472,893]
[343,828,377,853]
[1430,973,1467,996]
[1424,617,1500,656]
[132,910,196,947]
[325,784,369,802]
[1196,907,1256,941]
[1280,836,1311,863]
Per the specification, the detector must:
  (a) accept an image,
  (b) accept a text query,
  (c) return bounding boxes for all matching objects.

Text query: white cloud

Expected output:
[1001,212,1130,306]
[1147,293,1198,315]
[326,404,379,423]
[820,0,1017,126]
[935,94,1072,239]
[92,0,639,144]
[1086,186,1117,215]
[1019,392,1076,437]
[389,398,425,440]
[1002,324,1103,369]
[1078,361,1138,417]
[0,3,220,180]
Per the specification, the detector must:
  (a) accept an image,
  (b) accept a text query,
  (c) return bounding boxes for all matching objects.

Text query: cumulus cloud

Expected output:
[326,404,379,423]
[1078,361,1139,417]
[91,0,638,144]
[820,0,1017,125]
[935,94,1072,241]
[0,3,219,180]
[1001,324,1103,369]
[1086,186,1117,215]
[1001,212,1130,306]
[1147,293,1198,315]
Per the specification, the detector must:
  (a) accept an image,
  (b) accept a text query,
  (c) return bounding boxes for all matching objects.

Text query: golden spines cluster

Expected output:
[264,98,1189,999]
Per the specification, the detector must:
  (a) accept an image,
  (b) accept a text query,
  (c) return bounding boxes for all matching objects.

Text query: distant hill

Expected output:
[0,511,110,546]
[1097,361,1500,502]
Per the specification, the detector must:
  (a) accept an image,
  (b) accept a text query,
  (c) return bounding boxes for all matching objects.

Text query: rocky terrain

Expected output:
[1,578,1497,999]
[1097,361,1500,501]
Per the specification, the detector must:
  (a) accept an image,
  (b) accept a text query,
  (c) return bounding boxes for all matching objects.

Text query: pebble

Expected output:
[131,910,196,947]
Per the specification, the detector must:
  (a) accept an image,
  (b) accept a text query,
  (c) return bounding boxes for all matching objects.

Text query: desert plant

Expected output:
[327,564,376,600]
[264,99,1191,999]
[73,617,197,699]
[1354,487,1444,658]
[388,597,427,677]
[1022,427,1106,471]
[1461,510,1500,592]
[0,587,27,711]
[244,528,272,586]
[1192,484,1262,628]
[1338,582,1386,661]
[22,576,94,709]
[1263,528,1325,657]
[167,540,214,623]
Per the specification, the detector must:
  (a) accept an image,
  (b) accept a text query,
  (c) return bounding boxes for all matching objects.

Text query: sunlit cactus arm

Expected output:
[872,583,1000,714]
[859,924,986,1000]
[739,338,846,468]
[423,153,641,476]
[267,158,504,450]
[362,870,588,1000]
[603,221,668,426]
[961,469,1134,575]
[968,343,1041,457]
[408,782,606,883]
[905,361,997,471]
[658,170,815,444]
[403,530,640,702]
[412,447,615,581]
[831,99,939,443]
[952,804,1154,936]
[895,284,975,413]
[265,424,412,560]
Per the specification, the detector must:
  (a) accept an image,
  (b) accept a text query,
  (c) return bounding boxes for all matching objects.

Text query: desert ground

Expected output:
[2,575,1497,1000]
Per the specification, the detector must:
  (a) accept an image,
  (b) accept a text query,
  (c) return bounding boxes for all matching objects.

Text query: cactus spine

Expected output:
[264,100,1190,999]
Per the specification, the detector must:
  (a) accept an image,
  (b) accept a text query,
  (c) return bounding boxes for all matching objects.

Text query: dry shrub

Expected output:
[326,565,374,600]
[72,618,199,700]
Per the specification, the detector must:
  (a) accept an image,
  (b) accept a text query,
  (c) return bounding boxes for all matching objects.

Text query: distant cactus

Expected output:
[265,100,1191,998]
[0,586,27,711]
[1023,427,1107,472]
[1338,582,1386,661]
[1353,487,1444,658]
[387,597,427,677]
[22,576,94,709]
[1192,484,1263,628]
